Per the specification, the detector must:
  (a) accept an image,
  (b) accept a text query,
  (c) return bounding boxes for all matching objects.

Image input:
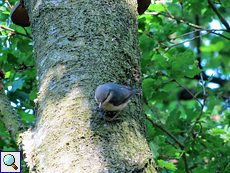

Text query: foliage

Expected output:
[0,0,34,172]
[139,0,230,172]
[0,0,230,172]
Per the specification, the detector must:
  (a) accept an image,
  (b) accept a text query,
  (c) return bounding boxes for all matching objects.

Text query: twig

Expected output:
[190,122,203,140]
[163,31,210,54]
[0,25,32,39]
[166,139,180,149]
[173,79,203,106]
[145,11,204,30]
[180,1,184,19]
[200,72,206,95]
[145,11,230,40]
[196,121,203,135]
[160,3,174,19]
[0,25,14,32]
[209,31,230,40]
[195,15,202,68]
[207,0,230,32]
[173,29,227,40]
[144,99,164,126]
[143,30,167,47]
[184,100,205,143]
[145,79,192,172]
[173,29,202,40]
[181,152,190,173]
[5,0,12,9]
[146,116,184,149]
[145,28,230,53]
[146,114,189,173]
[22,27,33,39]
[184,71,207,143]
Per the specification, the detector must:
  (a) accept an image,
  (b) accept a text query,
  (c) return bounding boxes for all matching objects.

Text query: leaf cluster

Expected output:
[0,1,35,172]
[139,0,230,172]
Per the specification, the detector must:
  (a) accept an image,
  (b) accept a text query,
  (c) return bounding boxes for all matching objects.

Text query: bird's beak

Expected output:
[99,102,102,108]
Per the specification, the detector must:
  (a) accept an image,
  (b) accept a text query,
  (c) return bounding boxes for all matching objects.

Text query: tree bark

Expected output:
[20,0,156,172]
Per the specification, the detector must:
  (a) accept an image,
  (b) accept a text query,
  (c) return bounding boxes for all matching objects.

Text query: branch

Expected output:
[5,0,12,9]
[175,72,206,173]
[145,77,201,173]
[0,25,14,32]
[160,3,174,19]
[200,73,206,95]
[163,31,210,54]
[173,79,203,106]
[145,11,205,30]
[144,95,184,149]
[183,102,205,143]
[146,116,184,149]
[210,31,230,40]
[207,0,230,32]
[181,153,189,173]
[191,73,228,87]
[144,98,164,126]
[184,72,207,143]
[173,29,227,40]
[146,114,189,173]
[0,89,28,145]
[145,11,230,40]
[143,30,167,47]
[0,25,32,39]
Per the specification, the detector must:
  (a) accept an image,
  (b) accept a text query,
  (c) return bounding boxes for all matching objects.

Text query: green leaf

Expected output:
[0,6,7,11]
[148,4,165,12]
[18,110,35,123]
[162,82,177,92]
[8,91,30,104]
[182,67,203,78]
[149,136,165,158]
[4,71,11,78]
[166,109,181,126]
[200,42,225,52]
[211,128,226,136]
[142,78,156,97]
[163,145,183,157]
[202,9,213,23]
[3,146,17,151]
[152,91,169,101]
[154,54,169,68]
[157,160,177,171]
[7,53,18,64]
[147,128,156,139]
[12,79,23,92]
[17,40,33,54]
[185,108,198,122]
[29,88,38,101]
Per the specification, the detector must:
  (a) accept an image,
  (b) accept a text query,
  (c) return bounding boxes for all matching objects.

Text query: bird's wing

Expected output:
[111,86,139,106]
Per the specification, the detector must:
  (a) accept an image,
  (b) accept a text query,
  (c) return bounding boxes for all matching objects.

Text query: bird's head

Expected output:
[95,85,112,108]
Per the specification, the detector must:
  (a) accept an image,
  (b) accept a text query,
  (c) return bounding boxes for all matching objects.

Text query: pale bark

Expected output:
[17,0,157,172]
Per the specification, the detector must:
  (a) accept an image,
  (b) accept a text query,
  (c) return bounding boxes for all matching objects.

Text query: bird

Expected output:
[95,83,140,121]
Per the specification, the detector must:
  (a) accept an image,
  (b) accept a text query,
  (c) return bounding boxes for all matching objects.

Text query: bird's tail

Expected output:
[132,88,141,95]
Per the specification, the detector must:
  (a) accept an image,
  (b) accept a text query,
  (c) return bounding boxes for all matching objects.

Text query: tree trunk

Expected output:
[21,0,156,172]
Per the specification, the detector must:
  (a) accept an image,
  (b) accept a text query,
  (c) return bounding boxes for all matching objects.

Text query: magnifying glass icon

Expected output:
[3,154,18,170]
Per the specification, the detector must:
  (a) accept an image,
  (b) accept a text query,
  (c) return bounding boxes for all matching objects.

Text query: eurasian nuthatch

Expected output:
[95,83,140,121]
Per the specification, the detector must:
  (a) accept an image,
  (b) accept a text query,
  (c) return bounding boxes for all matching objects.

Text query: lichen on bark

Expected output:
[21,0,156,172]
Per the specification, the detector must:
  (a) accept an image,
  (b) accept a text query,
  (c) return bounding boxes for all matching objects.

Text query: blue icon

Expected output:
[3,154,18,170]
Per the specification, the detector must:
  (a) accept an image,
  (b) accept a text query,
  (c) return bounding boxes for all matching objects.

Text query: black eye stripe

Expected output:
[101,90,110,103]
